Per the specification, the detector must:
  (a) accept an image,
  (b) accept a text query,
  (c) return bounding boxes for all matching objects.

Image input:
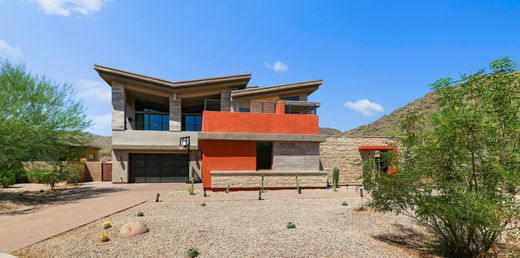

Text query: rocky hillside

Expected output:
[344,92,438,137]
[87,133,111,149]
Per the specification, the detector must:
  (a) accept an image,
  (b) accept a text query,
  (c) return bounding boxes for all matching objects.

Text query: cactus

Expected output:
[333,167,340,191]
[99,233,110,242]
[102,220,112,229]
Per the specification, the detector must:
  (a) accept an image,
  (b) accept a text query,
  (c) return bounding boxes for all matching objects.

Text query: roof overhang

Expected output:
[231,80,322,99]
[94,64,252,92]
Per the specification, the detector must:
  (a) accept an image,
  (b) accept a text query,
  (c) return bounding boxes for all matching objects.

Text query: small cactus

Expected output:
[287,222,296,229]
[99,233,110,242]
[188,177,195,195]
[137,211,144,217]
[187,247,200,257]
[102,220,112,229]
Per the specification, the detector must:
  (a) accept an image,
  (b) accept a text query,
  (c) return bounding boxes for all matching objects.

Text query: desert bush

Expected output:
[286,222,296,229]
[137,211,144,217]
[187,247,199,258]
[102,220,112,229]
[0,169,16,187]
[341,201,348,206]
[200,202,206,207]
[99,233,109,242]
[363,57,520,257]
[28,163,80,189]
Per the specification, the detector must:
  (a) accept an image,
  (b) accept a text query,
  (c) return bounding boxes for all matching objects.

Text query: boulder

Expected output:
[119,221,149,238]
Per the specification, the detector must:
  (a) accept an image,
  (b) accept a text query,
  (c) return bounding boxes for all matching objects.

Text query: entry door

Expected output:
[129,154,189,183]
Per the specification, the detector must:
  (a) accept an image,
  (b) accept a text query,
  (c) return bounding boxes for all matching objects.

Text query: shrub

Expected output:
[200,202,206,207]
[0,169,16,188]
[99,233,109,242]
[286,222,296,229]
[332,167,339,191]
[341,201,348,206]
[102,220,112,229]
[137,211,144,217]
[64,163,83,185]
[362,57,520,257]
[187,247,199,258]
[28,163,81,189]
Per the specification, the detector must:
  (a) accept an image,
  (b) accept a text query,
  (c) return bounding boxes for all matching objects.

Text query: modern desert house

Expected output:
[95,65,328,190]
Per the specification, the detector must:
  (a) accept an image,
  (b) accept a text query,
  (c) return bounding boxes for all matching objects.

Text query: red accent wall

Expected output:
[202,111,319,134]
[201,140,257,189]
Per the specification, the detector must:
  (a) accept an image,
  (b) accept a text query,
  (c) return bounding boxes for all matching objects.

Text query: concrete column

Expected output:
[275,100,286,114]
[169,93,182,131]
[112,83,126,131]
[220,89,231,111]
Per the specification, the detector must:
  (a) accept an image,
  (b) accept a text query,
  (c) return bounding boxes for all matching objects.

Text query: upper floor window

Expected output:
[281,96,300,101]
[135,99,169,131]
[182,115,202,131]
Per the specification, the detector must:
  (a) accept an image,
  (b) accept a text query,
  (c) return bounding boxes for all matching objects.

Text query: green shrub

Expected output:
[28,163,80,189]
[332,167,339,191]
[187,247,199,257]
[0,170,16,188]
[99,233,109,242]
[286,222,296,229]
[102,220,112,229]
[137,211,144,217]
[200,202,206,207]
[64,163,83,185]
[341,201,348,206]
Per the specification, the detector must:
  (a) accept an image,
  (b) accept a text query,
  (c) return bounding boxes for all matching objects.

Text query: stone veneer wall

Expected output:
[272,142,320,171]
[319,136,392,185]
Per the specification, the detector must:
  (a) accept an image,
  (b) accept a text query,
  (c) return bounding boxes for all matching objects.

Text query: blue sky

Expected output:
[1,0,519,136]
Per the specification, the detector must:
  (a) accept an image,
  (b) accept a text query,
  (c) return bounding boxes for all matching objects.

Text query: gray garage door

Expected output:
[129,154,189,183]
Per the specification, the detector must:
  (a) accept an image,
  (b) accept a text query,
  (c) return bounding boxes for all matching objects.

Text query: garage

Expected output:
[129,154,189,183]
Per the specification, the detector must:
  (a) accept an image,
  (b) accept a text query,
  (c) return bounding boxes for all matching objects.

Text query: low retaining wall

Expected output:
[210,170,328,190]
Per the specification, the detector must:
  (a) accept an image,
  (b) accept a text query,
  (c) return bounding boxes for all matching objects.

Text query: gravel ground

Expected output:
[13,189,434,258]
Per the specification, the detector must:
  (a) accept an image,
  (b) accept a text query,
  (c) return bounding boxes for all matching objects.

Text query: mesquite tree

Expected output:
[0,58,91,187]
[363,57,520,257]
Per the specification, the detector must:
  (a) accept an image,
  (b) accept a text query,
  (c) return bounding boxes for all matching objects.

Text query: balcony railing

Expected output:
[203,99,319,115]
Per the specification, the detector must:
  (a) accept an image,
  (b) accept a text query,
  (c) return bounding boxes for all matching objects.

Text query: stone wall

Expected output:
[320,136,392,185]
[272,142,320,171]
[211,171,327,189]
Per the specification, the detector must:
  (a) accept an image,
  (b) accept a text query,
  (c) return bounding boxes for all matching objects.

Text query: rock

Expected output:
[119,221,149,238]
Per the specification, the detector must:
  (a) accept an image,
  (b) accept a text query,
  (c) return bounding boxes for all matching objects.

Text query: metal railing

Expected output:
[203,99,319,115]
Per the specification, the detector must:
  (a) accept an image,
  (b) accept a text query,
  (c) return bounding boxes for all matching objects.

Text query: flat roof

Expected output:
[231,80,322,98]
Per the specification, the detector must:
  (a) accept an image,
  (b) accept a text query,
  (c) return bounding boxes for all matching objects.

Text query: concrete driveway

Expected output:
[0,182,191,253]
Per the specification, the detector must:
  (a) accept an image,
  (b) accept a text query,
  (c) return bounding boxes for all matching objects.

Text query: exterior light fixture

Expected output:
[179,136,191,183]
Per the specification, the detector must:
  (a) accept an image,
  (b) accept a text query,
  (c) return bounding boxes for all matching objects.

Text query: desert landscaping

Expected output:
[12,187,433,258]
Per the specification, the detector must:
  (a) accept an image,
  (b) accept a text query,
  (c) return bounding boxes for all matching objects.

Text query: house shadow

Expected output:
[0,184,127,216]
[372,223,437,257]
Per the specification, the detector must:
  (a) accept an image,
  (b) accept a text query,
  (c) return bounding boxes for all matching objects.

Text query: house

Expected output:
[94,65,328,190]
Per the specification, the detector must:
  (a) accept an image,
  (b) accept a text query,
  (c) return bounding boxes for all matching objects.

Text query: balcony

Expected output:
[201,100,320,135]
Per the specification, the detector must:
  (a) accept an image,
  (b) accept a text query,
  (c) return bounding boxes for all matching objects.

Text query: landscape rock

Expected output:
[119,221,149,238]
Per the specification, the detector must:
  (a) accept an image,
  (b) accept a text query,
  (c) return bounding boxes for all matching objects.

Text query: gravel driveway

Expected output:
[13,189,434,258]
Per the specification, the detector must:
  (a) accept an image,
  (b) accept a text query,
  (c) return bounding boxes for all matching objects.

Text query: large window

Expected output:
[256,142,272,170]
[282,96,300,101]
[182,115,202,131]
[135,99,169,131]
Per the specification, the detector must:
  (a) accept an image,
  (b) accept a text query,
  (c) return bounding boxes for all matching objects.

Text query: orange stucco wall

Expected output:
[202,111,319,134]
[201,140,257,189]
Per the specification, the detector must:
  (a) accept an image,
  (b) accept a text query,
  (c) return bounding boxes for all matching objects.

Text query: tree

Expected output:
[0,58,91,187]
[362,57,520,257]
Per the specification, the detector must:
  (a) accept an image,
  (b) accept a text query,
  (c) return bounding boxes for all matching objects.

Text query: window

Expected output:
[256,142,272,170]
[135,99,169,131]
[182,115,202,131]
[239,107,250,112]
[282,96,300,101]
[88,154,95,160]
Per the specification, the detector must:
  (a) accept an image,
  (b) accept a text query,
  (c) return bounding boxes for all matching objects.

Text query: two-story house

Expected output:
[94,65,328,190]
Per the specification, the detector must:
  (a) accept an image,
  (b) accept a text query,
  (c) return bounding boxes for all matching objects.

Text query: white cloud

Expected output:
[344,99,384,117]
[0,39,23,58]
[75,79,111,103]
[87,113,111,135]
[264,61,288,72]
[34,0,108,16]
